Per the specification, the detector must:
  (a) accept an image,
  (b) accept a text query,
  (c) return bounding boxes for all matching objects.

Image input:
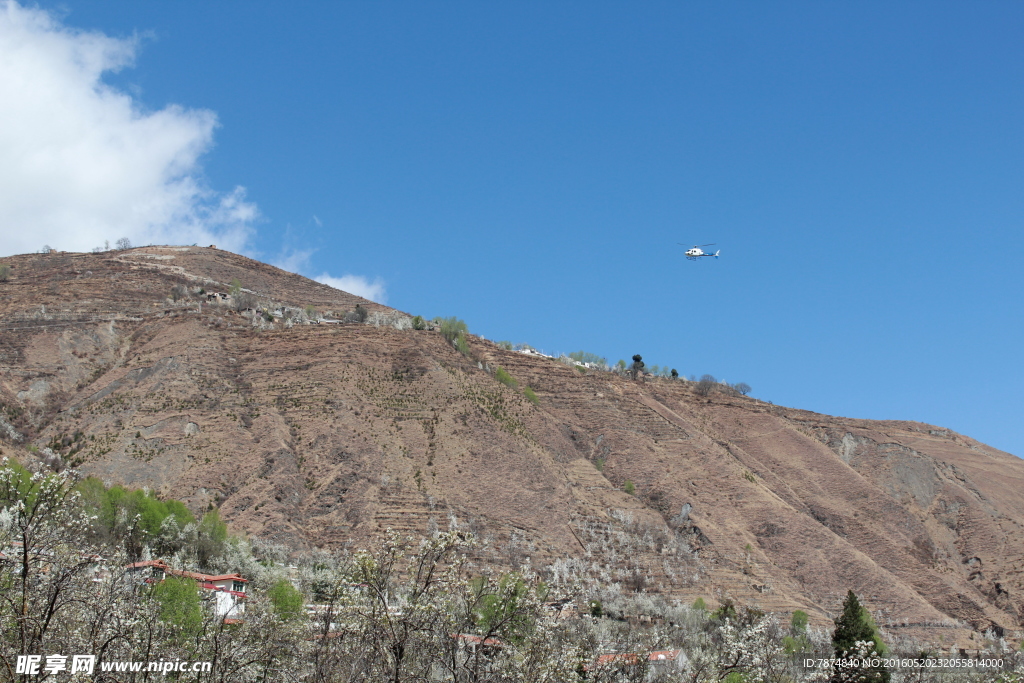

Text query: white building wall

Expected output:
[209,580,245,618]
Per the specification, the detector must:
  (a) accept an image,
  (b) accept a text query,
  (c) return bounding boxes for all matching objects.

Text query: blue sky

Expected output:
[2,1,1022,456]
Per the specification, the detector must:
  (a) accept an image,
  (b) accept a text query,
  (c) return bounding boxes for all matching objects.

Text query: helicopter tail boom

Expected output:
[714,250,720,259]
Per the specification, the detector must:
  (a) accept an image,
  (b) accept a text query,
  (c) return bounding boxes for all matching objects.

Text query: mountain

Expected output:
[1,245,1022,649]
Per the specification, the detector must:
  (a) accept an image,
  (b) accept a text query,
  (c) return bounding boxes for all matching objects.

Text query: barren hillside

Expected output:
[2,246,1022,650]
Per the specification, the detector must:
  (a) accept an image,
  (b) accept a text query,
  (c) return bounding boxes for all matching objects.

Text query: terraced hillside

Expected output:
[1,246,1022,651]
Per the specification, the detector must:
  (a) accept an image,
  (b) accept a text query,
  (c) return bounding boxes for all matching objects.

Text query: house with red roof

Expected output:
[450,633,504,653]
[126,559,247,619]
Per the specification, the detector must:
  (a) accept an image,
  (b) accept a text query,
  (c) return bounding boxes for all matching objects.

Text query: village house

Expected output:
[445,634,505,677]
[126,559,247,619]
[543,598,578,619]
[647,649,687,676]
[450,633,504,655]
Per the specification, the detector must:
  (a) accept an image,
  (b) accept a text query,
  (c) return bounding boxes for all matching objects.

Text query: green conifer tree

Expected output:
[830,590,890,682]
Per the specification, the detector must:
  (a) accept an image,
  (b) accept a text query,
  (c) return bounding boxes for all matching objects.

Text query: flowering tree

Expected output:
[0,461,154,679]
[5,459,1018,682]
[681,611,790,683]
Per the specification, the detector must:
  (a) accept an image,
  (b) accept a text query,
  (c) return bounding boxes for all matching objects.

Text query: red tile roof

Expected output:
[451,634,503,647]
[124,559,247,588]
[126,559,170,570]
[166,568,248,583]
[594,653,642,666]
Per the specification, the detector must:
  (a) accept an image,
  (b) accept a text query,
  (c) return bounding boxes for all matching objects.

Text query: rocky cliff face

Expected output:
[2,246,1022,648]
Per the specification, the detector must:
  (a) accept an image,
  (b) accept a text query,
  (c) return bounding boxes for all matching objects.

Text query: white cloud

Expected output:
[0,1,391,305]
[0,1,257,256]
[274,227,388,304]
[274,246,316,275]
[316,273,387,304]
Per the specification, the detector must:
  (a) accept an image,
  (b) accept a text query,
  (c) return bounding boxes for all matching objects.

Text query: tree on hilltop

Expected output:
[629,354,645,380]
[696,374,717,397]
[439,317,468,343]
[439,317,471,356]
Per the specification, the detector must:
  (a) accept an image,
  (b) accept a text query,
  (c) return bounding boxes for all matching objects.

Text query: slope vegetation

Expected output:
[1,246,1021,649]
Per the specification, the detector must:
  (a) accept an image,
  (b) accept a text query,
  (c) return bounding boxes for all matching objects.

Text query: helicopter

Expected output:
[678,243,720,260]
